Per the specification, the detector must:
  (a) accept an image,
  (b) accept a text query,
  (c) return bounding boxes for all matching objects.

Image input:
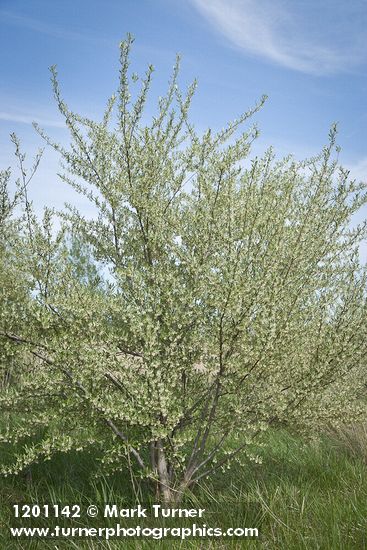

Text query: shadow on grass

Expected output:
[0,430,366,549]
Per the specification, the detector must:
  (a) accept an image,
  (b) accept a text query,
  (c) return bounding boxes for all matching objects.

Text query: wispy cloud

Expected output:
[346,157,367,183]
[0,10,111,45]
[0,110,64,128]
[190,0,366,75]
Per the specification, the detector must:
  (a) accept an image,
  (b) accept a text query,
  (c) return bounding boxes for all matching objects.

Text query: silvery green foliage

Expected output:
[1,35,367,503]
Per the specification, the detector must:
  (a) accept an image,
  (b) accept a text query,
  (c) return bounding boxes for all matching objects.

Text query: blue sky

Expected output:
[1,0,367,213]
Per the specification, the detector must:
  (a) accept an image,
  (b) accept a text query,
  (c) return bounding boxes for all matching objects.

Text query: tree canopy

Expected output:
[1,35,367,503]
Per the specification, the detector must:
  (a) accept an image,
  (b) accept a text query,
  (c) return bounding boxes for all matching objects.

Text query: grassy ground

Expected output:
[0,429,366,549]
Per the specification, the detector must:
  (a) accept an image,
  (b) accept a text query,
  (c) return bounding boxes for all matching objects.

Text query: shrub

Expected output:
[1,35,367,503]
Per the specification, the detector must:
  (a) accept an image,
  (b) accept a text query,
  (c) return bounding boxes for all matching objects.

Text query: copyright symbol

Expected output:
[87,505,98,517]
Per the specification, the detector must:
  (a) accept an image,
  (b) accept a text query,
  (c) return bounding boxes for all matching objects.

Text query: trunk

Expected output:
[156,439,176,504]
[150,440,160,500]
[154,439,196,505]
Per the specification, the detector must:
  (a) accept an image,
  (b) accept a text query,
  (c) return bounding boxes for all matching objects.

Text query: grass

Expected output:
[327,423,367,465]
[0,429,366,549]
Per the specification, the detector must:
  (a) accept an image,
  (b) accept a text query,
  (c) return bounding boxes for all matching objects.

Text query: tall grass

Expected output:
[0,430,366,549]
[327,423,367,465]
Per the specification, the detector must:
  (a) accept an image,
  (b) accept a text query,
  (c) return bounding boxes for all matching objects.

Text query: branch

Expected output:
[2,332,146,470]
[116,345,144,359]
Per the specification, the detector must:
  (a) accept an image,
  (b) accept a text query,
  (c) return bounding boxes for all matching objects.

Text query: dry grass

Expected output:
[327,423,367,464]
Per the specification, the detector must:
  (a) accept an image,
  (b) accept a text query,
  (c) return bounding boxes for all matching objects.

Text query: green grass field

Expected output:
[1,429,366,549]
